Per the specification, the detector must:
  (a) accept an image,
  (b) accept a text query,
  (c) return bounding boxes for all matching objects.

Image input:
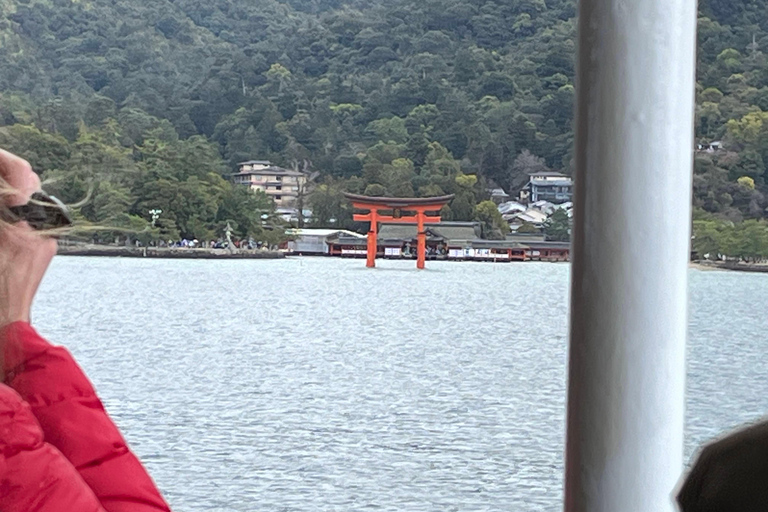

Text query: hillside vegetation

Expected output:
[0,0,766,246]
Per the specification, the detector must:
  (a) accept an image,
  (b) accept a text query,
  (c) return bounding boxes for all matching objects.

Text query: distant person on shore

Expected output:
[0,148,172,511]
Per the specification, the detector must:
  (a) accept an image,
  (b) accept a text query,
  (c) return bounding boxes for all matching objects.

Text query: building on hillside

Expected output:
[501,199,573,233]
[232,160,307,207]
[519,171,573,204]
[696,141,724,153]
[529,200,557,215]
[504,209,549,231]
[498,200,527,216]
[488,188,510,204]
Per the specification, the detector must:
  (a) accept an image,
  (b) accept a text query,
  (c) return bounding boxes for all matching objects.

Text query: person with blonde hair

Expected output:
[0,148,172,511]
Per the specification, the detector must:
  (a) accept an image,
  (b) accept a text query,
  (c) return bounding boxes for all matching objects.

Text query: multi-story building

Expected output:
[519,171,573,204]
[232,160,307,207]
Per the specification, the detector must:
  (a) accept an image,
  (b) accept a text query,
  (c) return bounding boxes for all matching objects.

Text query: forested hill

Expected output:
[0,0,767,241]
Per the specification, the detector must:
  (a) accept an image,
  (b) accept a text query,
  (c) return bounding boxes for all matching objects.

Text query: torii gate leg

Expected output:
[416,209,426,270]
[366,209,378,268]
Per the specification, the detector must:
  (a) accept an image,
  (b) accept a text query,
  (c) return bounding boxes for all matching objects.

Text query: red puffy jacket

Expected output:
[0,322,172,512]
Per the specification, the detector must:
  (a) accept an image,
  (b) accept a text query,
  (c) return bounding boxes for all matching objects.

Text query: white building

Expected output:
[232,160,307,207]
[519,171,573,204]
[284,229,366,255]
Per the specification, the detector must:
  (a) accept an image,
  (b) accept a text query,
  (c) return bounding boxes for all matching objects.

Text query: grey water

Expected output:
[34,257,768,511]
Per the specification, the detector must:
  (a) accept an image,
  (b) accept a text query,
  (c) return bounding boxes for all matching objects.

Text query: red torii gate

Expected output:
[344,193,455,269]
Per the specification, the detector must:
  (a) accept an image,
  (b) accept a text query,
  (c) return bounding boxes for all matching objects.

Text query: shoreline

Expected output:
[690,260,768,274]
[57,245,286,259]
[55,246,768,273]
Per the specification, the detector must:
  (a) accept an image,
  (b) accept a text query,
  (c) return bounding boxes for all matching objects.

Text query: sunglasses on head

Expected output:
[6,191,73,230]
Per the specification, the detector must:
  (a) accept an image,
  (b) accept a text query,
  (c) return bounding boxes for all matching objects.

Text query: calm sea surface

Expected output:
[34,257,768,511]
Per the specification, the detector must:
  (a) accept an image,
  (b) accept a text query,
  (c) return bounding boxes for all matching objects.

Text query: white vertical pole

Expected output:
[564,0,697,510]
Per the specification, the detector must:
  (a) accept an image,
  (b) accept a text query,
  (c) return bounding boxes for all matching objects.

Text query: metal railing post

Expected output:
[564,0,697,510]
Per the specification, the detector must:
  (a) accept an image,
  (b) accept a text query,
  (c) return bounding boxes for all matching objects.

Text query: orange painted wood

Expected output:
[347,197,451,270]
[366,209,378,268]
[416,210,426,270]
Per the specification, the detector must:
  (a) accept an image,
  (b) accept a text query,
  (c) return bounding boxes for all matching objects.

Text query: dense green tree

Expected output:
[693,216,768,261]
[544,209,571,241]
[308,179,353,227]
[475,200,509,239]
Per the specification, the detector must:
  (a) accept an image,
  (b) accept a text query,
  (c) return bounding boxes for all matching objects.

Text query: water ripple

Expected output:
[31,257,768,511]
